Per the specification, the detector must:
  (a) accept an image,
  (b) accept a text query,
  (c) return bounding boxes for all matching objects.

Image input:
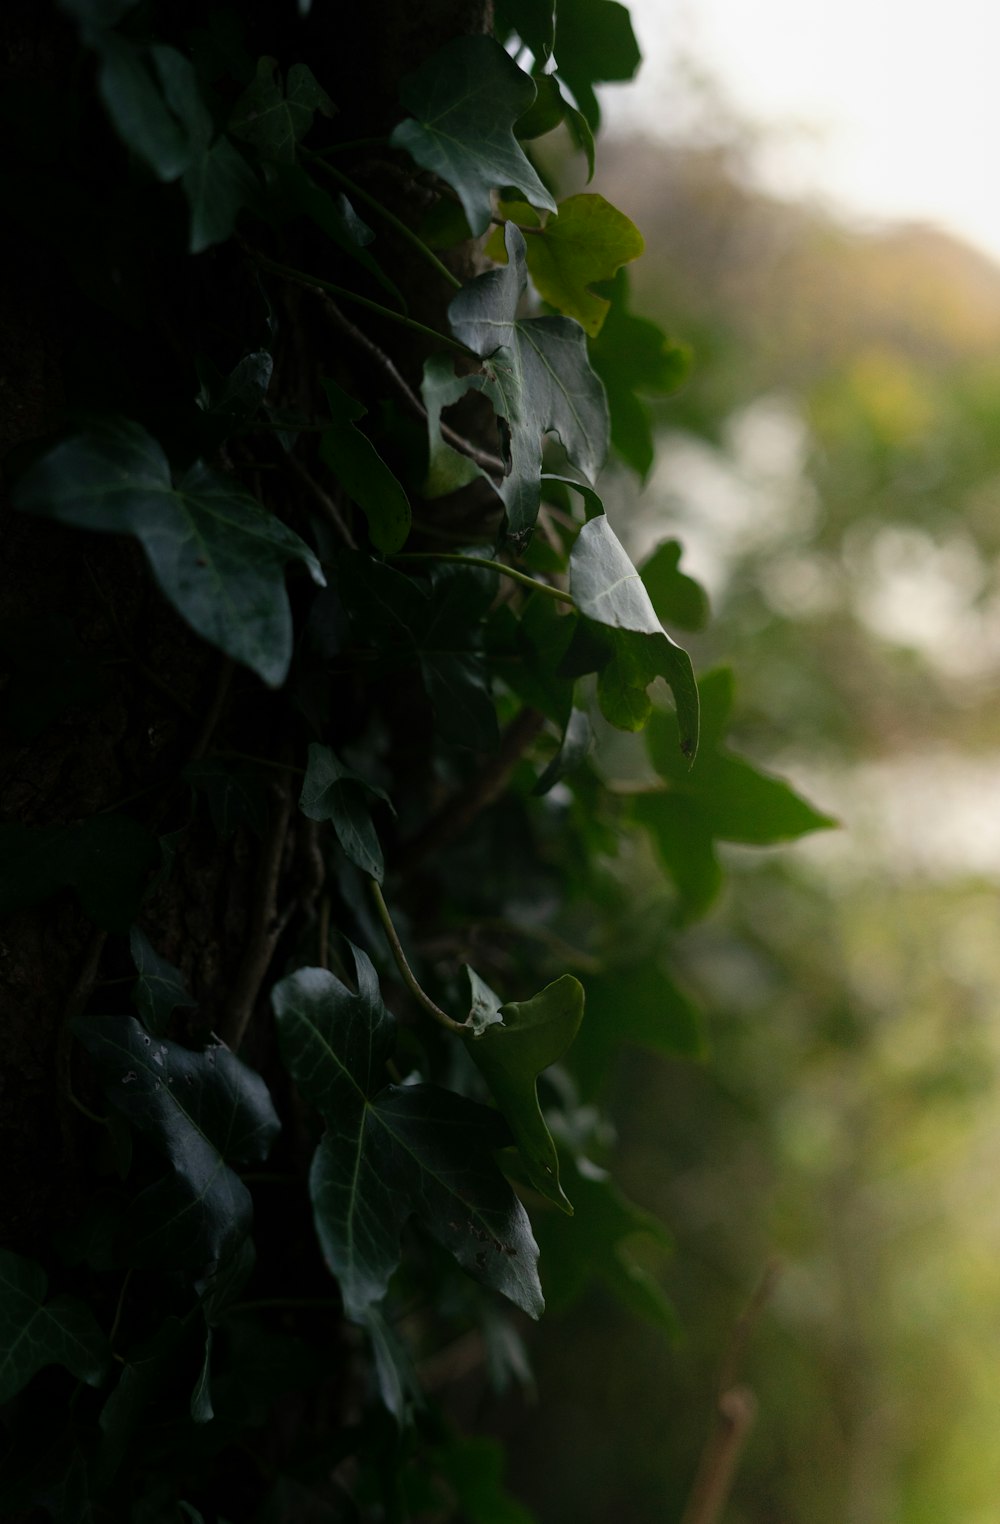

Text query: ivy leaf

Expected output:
[230,56,334,162]
[568,508,699,753]
[533,704,592,795]
[271,952,544,1322]
[183,135,260,255]
[448,224,609,542]
[0,1251,108,1402]
[72,1017,280,1267]
[339,557,499,751]
[465,976,583,1214]
[487,194,644,337]
[390,36,556,237]
[537,1150,677,1333]
[299,741,393,882]
[265,165,402,306]
[363,1307,423,1424]
[420,355,485,499]
[415,1436,540,1524]
[183,759,268,841]
[553,0,642,129]
[129,927,196,1038]
[570,961,705,1096]
[466,965,504,1036]
[588,269,691,477]
[646,667,837,841]
[13,418,324,687]
[639,540,709,632]
[0,815,159,931]
[91,33,191,181]
[320,380,411,553]
[494,0,556,63]
[633,669,836,917]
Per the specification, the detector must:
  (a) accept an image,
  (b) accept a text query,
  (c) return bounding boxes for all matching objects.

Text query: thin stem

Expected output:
[67,1089,109,1127]
[369,879,468,1034]
[253,254,472,355]
[308,156,462,292]
[108,1269,133,1352]
[393,552,574,606]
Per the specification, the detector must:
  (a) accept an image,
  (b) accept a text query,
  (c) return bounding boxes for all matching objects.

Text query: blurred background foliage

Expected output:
[507,101,1000,1524]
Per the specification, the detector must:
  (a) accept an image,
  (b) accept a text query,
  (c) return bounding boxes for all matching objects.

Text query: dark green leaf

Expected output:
[92,34,190,181]
[0,1251,108,1402]
[97,1317,190,1483]
[495,0,556,62]
[390,36,556,237]
[130,926,196,1037]
[272,951,544,1321]
[299,741,393,882]
[513,73,564,139]
[533,704,592,794]
[465,975,584,1213]
[198,352,273,438]
[73,1017,280,1266]
[183,135,260,254]
[59,0,138,23]
[448,224,609,542]
[588,269,691,477]
[569,510,699,752]
[645,667,838,842]
[13,418,324,687]
[554,0,642,129]
[321,380,411,553]
[362,1308,423,1423]
[631,793,722,921]
[196,1236,256,1325]
[419,1436,539,1524]
[230,56,334,162]
[339,557,499,751]
[487,193,644,336]
[536,1148,676,1333]
[0,815,159,931]
[639,539,709,631]
[420,355,485,499]
[183,759,268,840]
[190,1327,214,1423]
[265,166,402,304]
[571,961,705,1095]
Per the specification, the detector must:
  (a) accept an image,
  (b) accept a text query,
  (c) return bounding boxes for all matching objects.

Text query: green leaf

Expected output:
[73,1017,280,1266]
[299,741,393,882]
[535,1150,677,1333]
[390,36,556,237]
[569,508,699,753]
[97,1317,190,1483]
[362,1307,423,1423]
[533,704,592,795]
[339,557,499,751]
[265,165,402,305]
[588,269,691,477]
[646,667,838,842]
[0,1251,108,1402]
[639,540,709,632]
[271,951,544,1321]
[554,0,642,129]
[230,56,334,163]
[129,927,196,1038]
[487,194,644,337]
[465,965,504,1036]
[631,794,721,921]
[495,0,556,62]
[570,961,705,1096]
[418,1436,540,1524]
[0,815,159,931]
[183,759,268,841]
[513,73,564,139]
[448,224,609,542]
[420,354,485,500]
[320,380,411,553]
[13,418,324,687]
[190,1327,214,1423]
[92,34,191,181]
[183,135,260,254]
[465,975,583,1213]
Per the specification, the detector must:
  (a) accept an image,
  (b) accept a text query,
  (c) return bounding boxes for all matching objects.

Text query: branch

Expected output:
[680,1261,781,1524]
[285,448,358,549]
[222,773,295,1052]
[315,295,506,480]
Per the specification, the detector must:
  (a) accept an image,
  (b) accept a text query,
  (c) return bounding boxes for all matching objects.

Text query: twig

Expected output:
[286,448,358,549]
[680,1261,781,1524]
[222,774,295,1051]
[395,707,546,877]
[394,552,574,605]
[189,657,235,763]
[307,155,463,292]
[368,879,468,1034]
[315,296,506,479]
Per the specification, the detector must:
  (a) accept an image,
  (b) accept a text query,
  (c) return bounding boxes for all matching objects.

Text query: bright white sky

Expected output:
[604,0,1000,263]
